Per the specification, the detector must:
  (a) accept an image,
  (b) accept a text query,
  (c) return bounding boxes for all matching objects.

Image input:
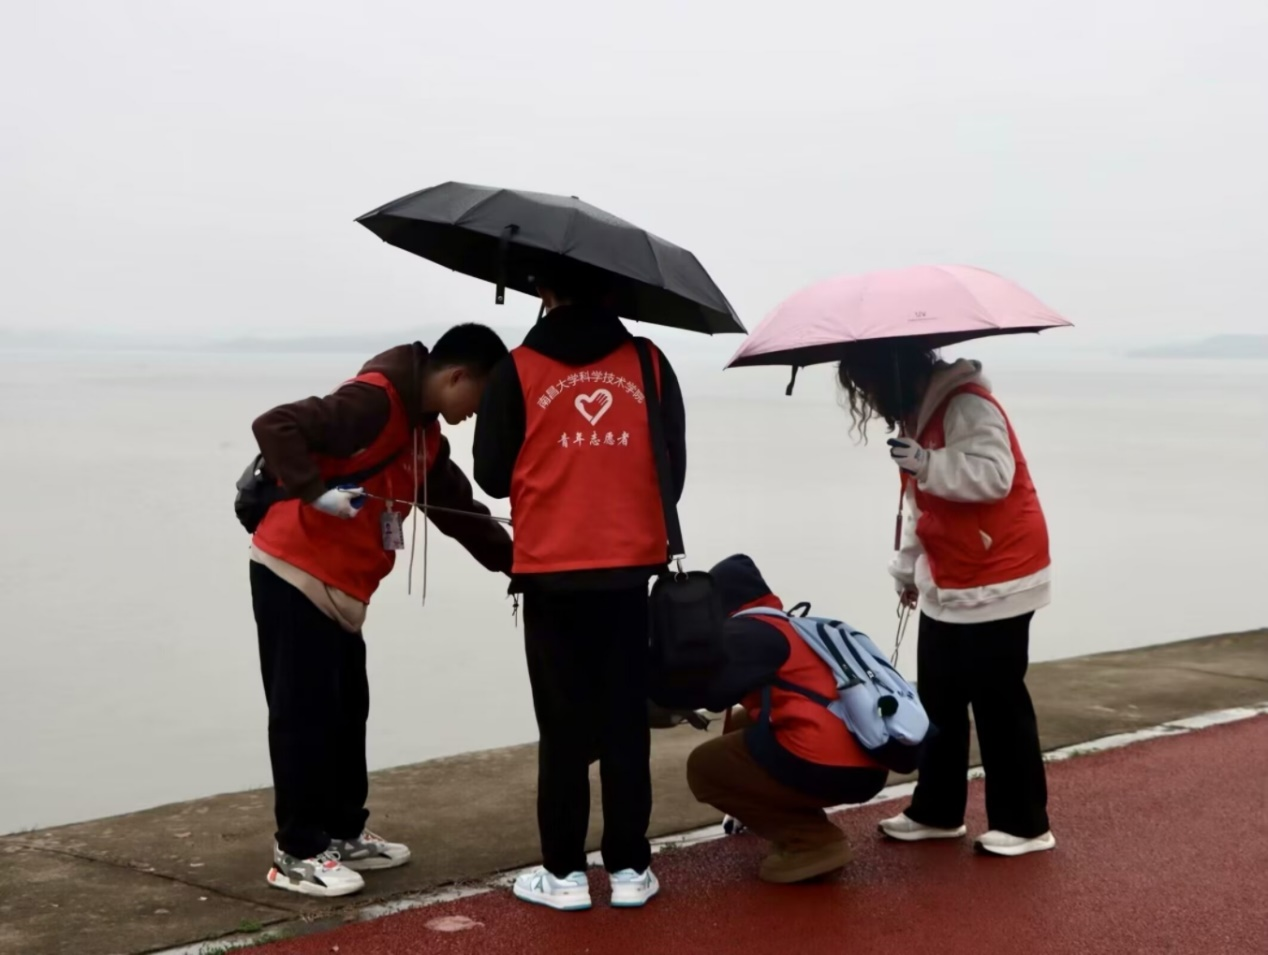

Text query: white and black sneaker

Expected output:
[609,868,659,908]
[266,846,365,898]
[328,829,412,871]
[512,867,592,911]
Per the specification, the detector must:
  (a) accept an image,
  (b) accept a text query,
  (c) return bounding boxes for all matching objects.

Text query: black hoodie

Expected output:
[473,305,687,592]
[665,554,889,802]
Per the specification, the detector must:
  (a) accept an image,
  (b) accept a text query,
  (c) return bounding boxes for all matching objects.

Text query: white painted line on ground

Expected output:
[150,701,1268,955]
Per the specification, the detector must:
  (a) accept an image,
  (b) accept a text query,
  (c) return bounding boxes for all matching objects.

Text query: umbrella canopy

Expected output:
[726,264,1071,369]
[357,182,744,335]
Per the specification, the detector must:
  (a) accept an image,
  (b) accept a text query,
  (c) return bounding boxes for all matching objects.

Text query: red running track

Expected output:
[249,715,1268,955]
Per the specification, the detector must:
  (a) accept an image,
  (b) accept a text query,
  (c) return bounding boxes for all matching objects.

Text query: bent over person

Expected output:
[249,324,513,897]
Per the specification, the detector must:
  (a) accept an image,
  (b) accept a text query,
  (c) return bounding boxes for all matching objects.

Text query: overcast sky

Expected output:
[3,0,1265,348]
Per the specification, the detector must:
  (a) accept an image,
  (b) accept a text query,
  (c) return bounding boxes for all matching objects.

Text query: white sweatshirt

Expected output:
[888,359,1051,624]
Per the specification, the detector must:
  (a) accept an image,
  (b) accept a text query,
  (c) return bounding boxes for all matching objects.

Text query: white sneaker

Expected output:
[512,867,592,911]
[609,868,659,908]
[878,812,967,842]
[329,829,411,871]
[974,830,1056,857]
[267,846,365,898]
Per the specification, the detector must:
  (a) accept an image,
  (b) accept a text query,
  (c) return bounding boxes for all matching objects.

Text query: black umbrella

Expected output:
[356,182,744,335]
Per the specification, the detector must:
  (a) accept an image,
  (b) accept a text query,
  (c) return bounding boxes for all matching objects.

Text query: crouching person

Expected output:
[685,555,889,884]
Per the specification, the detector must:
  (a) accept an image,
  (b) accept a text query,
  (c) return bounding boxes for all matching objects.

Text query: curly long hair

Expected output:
[836,340,937,442]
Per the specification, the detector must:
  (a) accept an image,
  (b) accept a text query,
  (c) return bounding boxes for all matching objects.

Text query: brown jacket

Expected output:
[251,342,512,575]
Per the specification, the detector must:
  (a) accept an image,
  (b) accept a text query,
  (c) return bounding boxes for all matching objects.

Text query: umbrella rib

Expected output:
[931,266,1010,331]
[640,230,668,291]
[561,203,581,254]
[452,188,510,226]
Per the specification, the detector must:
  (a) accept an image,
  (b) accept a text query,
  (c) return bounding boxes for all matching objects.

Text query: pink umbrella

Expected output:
[726,264,1072,390]
[728,265,1073,651]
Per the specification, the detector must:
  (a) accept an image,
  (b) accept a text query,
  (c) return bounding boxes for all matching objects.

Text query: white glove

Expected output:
[311,486,366,519]
[887,437,928,477]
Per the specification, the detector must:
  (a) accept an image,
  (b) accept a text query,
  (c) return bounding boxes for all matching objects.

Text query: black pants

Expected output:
[906,611,1050,838]
[523,588,653,878]
[250,562,370,859]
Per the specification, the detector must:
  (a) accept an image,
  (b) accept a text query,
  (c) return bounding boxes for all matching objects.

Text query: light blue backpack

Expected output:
[737,603,931,773]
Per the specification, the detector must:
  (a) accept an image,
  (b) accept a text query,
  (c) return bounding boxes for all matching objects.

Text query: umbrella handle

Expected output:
[894,418,908,551]
[785,365,800,396]
[495,224,519,305]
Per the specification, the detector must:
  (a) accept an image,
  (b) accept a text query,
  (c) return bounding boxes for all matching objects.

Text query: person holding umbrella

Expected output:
[836,338,1056,856]
[359,182,743,910]
[727,265,1071,858]
[472,261,686,910]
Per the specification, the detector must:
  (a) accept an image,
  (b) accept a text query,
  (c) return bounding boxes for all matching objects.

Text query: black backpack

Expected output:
[233,448,403,534]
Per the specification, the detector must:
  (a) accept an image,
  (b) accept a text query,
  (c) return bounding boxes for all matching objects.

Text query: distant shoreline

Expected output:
[3,330,1268,361]
[1128,334,1268,360]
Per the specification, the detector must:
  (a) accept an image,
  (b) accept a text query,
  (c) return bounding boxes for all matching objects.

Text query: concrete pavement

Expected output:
[2,628,1265,955]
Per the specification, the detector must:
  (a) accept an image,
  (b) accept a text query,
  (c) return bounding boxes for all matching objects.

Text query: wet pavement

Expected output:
[243,712,1268,955]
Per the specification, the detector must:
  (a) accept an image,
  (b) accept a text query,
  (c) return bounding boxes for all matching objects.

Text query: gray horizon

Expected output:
[4,1,1266,348]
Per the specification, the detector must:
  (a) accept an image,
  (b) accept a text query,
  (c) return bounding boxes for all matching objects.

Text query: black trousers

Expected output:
[906,611,1050,839]
[250,562,370,859]
[522,588,653,878]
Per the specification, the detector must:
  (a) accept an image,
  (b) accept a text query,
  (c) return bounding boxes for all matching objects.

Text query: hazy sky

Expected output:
[3,0,1266,347]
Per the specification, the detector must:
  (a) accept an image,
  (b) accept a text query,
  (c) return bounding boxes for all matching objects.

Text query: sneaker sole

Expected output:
[974,835,1057,857]
[342,851,412,872]
[879,824,968,842]
[512,884,592,912]
[267,868,364,898]
[610,873,659,908]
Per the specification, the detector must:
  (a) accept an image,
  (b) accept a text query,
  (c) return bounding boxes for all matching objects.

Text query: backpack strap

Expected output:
[806,619,861,684]
[770,677,835,707]
[734,607,787,620]
[634,338,681,562]
[740,608,840,709]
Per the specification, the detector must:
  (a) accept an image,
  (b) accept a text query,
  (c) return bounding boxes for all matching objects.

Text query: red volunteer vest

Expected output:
[509,340,667,575]
[252,371,440,603]
[907,383,1050,590]
[742,615,881,770]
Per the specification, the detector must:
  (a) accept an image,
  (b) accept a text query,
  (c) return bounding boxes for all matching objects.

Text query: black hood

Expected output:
[521,304,634,367]
[709,554,780,616]
[359,341,437,428]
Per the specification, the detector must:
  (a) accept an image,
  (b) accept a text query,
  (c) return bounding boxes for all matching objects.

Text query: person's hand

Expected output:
[887,437,928,476]
[898,587,918,610]
[311,486,366,519]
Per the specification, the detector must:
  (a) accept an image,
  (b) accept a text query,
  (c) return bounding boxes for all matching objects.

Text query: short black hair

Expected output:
[533,259,613,305]
[428,323,509,377]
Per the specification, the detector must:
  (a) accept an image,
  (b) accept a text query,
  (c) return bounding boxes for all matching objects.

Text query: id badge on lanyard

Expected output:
[381,509,405,551]
[379,473,406,551]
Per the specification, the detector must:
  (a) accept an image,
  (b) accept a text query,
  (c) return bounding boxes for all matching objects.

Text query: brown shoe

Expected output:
[758,839,853,884]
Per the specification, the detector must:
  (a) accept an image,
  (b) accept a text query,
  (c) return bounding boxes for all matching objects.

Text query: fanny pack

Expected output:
[233,447,403,534]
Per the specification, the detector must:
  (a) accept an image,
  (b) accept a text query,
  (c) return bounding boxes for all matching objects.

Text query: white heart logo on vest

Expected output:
[574,389,614,425]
